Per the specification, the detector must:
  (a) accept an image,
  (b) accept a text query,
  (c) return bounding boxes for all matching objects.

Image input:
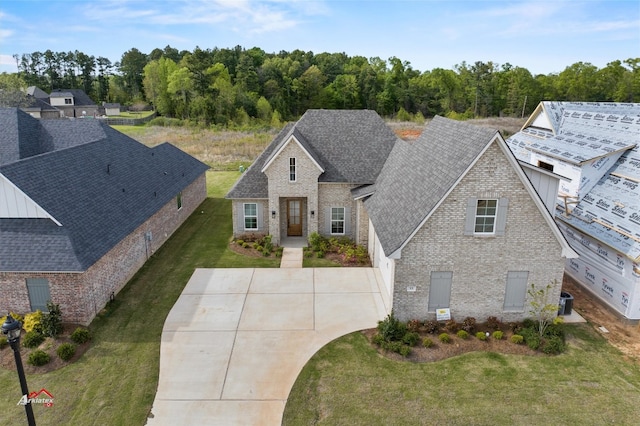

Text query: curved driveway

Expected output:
[147,267,387,425]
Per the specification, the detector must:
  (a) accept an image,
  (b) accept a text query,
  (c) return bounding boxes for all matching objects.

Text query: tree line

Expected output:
[10,46,640,125]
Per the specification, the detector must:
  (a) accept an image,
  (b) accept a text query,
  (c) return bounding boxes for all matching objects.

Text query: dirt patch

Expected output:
[0,324,91,374]
[562,275,640,362]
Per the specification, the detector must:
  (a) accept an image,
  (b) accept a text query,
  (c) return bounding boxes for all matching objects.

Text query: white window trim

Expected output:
[289,157,297,182]
[243,203,258,230]
[330,207,345,235]
[474,199,497,235]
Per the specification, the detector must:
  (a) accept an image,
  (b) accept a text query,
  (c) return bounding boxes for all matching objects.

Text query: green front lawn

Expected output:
[284,326,640,425]
[0,171,277,426]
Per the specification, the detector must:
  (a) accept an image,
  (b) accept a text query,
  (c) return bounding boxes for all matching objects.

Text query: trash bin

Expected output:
[558,291,574,316]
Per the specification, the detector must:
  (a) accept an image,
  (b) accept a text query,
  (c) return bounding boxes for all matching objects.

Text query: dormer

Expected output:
[49,92,74,107]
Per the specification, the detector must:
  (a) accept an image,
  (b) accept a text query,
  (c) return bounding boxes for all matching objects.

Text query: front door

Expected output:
[287,199,302,236]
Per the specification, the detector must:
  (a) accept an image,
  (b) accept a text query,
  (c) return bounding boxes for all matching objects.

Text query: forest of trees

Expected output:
[7,45,640,125]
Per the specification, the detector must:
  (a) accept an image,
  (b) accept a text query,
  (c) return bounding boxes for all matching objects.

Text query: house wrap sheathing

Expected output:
[507,102,640,320]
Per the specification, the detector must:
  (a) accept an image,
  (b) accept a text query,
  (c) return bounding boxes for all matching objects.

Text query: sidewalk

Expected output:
[280,247,303,268]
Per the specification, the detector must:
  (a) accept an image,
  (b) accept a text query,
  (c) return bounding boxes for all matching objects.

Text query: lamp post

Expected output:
[2,314,36,426]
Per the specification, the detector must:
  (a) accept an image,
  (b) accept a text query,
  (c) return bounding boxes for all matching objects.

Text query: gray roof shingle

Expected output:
[226,110,397,199]
[365,116,499,256]
[1,108,209,272]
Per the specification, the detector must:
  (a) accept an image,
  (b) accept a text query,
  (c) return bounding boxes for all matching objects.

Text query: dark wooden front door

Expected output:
[287,199,302,236]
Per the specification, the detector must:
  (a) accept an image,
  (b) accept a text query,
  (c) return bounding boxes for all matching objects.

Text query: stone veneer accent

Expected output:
[391,143,566,322]
[0,174,207,325]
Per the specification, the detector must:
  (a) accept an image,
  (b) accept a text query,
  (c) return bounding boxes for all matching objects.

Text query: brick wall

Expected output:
[0,174,207,325]
[318,183,358,239]
[263,139,322,245]
[231,199,269,241]
[392,143,566,322]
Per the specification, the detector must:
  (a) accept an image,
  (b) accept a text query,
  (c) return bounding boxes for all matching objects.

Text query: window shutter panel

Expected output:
[344,207,351,235]
[325,207,332,234]
[464,198,477,235]
[496,198,509,236]
[256,203,263,231]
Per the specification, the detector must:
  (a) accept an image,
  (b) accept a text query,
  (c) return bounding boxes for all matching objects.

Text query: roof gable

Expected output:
[261,130,324,174]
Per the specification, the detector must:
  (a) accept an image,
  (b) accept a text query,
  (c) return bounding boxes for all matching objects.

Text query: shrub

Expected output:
[545,323,565,340]
[542,336,566,354]
[236,239,245,245]
[262,235,273,253]
[422,337,434,348]
[462,317,477,333]
[22,331,45,348]
[402,332,420,347]
[424,320,440,334]
[275,248,284,257]
[303,249,313,258]
[262,248,271,256]
[0,337,7,349]
[522,318,537,329]
[253,244,263,252]
[439,333,451,343]
[476,332,488,341]
[315,251,325,258]
[71,327,91,344]
[511,334,524,344]
[526,335,541,350]
[308,232,327,252]
[398,345,411,357]
[372,333,385,346]
[377,313,407,342]
[23,310,43,333]
[486,316,502,330]
[444,320,460,333]
[42,302,63,338]
[242,242,249,248]
[28,350,50,366]
[407,319,421,332]
[57,343,76,361]
[492,330,504,340]
[457,330,469,340]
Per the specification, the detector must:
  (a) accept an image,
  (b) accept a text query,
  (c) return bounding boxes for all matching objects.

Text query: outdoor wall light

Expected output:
[272,210,276,219]
[310,210,315,218]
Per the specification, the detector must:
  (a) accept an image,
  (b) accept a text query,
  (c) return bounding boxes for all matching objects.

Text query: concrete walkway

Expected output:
[146,267,387,425]
[280,247,303,268]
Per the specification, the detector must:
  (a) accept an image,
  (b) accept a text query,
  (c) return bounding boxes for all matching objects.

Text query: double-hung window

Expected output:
[244,203,258,230]
[331,207,345,234]
[289,158,296,182]
[474,199,497,234]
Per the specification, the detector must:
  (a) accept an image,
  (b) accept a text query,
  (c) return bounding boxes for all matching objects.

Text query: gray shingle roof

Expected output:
[226,110,397,199]
[50,89,96,106]
[365,116,499,256]
[0,108,209,272]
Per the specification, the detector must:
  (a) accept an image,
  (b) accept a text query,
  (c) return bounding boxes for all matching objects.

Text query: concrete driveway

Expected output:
[146,267,387,425]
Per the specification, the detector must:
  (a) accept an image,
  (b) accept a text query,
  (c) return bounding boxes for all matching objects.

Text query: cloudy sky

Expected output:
[1,0,638,75]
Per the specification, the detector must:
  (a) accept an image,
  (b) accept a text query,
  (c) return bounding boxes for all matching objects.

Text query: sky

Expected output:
[0,0,638,76]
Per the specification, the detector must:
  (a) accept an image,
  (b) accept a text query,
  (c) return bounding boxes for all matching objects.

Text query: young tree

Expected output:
[528,281,559,338]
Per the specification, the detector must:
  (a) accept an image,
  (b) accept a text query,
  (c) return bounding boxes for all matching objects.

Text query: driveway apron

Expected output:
[147,267,387,425]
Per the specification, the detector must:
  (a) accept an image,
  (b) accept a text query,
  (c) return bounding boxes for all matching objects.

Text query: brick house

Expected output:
[506,102,640,320]
[0,108,208,324]
[227,111,576,321]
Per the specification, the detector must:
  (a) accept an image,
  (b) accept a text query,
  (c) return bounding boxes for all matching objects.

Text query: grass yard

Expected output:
[0,171,278,426]
[283,326,640,425]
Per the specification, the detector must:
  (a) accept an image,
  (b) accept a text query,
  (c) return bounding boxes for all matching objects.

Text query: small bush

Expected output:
[377,313,407,342]
[522,318,537,329]
[304,249,313,258]
[486,316,501,330]
[0,337,7,349]
[242,242,249,248]
[462,317,477,333]
[315,251,325,258]
[444,320,460,333]
[28,350,50,366]
[262,248,271,256]
[476,332,488,341]
[372,333,384,346]
[236,239,245,245]
[545,323,565,340]
[402,332,420,347]
[407,319,421,332]
[424,320,440,334]
[526,335,541,350]
[542,336,566,354]
[71,327,91,344]
[22,331,45,348]
[422,337,434,348]
[23,311,43,333]
[57,343,76,361]
[439,333,451,343]
[457,330,469,340]
[511,334,524,344]
[492,330,504,340]
[253,244,263,252]
[398,345,411,357]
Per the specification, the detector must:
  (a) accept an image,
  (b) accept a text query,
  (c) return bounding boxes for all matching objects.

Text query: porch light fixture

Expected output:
[2,314,36,425]
[272,210,276,219]
[310,210,315,218]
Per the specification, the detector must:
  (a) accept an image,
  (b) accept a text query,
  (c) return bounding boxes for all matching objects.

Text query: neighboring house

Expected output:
[48,88,99,118]
[20,95,62,119]
[507,102,640,320]
[228,110,577,321]
[0,108,209,324]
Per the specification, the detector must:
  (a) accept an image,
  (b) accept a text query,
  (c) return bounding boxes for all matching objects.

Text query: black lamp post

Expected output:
[2,314,36,426]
